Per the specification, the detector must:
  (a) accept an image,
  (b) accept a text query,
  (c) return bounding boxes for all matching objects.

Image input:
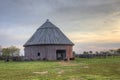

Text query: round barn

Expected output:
[23,20,74,60]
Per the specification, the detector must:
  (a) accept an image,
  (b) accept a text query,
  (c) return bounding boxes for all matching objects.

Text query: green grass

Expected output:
[0,57,120,80]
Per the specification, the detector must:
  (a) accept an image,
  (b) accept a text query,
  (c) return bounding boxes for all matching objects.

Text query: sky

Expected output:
[0,0,120,54]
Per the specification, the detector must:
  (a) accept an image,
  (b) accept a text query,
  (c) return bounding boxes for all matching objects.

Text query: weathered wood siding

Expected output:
[24,45,73,60]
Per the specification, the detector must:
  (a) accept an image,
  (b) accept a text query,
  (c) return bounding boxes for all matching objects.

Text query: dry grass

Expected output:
[58,61,78,66]
[58,70,64,74]
[33,71,48,75]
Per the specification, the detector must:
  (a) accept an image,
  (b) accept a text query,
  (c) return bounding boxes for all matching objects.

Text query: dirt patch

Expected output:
[83,66,89,68]
[57,75,61,77]
[58,61,78,66]
[33,71,48,75]
[80,65,89,69]
[58,70,64,74]
[71,78,82,80]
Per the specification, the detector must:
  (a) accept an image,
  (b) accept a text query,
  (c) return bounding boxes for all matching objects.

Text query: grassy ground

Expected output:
[0,57,120,80]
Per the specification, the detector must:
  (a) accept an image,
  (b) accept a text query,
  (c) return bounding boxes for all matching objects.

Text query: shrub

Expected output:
[64,58,68,61]
[12,56,24,61]
[43,58,47,61]
[70,57,75,60]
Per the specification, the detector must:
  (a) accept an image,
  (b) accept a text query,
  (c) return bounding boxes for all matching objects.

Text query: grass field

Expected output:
[0,57,120,80]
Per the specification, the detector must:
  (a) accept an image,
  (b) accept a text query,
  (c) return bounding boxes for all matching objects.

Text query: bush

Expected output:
[0,56,4,60]
[70,57,75,60]
[12,56,24,61]
[43,58,47,61]
[64,58,68,61]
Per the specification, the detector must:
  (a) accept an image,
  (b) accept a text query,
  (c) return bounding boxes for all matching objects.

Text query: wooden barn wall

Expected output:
[24,45,73,60]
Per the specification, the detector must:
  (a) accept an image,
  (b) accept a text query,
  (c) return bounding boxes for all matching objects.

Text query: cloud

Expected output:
[0,0,53,26]
[0,33,24,46]
[0,0,120,54]
[74,42,120,53]
[66,29,120,44]
[111,30,120,34]
[0,25,36,46]
[51,0,120,17]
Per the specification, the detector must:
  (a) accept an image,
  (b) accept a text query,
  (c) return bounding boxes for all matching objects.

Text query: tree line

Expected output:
[0,46,21,62]
[75,48,120,58]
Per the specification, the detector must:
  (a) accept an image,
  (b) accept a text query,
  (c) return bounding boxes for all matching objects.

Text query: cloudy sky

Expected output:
[0,0,120,54]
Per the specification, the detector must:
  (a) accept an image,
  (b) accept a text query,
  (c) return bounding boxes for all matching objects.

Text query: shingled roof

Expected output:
[24,19,74,47]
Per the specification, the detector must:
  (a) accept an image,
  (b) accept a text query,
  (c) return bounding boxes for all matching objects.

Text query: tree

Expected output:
[83,51,88,54]
[0,46,2,56]
[2,46,20,62]
[117,48,120,54]
[95,51,99,55]
[89,51,93,54]
[2,48,11,62]
[73,51,76,57]
[9,46,20,56]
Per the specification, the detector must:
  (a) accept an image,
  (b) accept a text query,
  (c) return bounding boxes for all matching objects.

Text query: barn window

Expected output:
[37,52,40,56]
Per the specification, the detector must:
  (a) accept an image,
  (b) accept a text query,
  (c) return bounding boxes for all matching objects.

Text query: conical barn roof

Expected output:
[24,19,74,47]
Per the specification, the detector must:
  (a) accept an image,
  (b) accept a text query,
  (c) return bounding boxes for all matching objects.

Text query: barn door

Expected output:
[56,50,66,60]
